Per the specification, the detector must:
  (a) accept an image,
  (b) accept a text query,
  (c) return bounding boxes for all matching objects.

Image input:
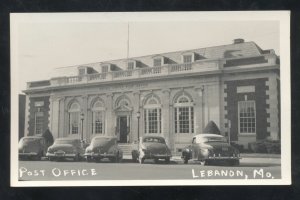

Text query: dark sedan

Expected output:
[181,134,240,165]
[132,135,172,164]
[46,138,85,161]
[84,136,123,162]
[18,136,47,160]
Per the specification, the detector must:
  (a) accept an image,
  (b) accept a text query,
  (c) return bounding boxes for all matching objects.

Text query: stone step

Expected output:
[118,144,133,155]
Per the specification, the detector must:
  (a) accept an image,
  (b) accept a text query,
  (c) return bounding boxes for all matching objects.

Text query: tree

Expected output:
[203,121,221,135]
[42,128,54,147]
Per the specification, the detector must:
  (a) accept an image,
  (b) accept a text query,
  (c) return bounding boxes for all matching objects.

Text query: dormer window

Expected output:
[182,53,195,63]
[102,65,109,73]
[78,68,85,76]
[127,61,135,70]
[152,55,166,67]
[153,58,162,67]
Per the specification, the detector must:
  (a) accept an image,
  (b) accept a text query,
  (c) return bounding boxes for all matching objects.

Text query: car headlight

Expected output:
[47,147,53,153]
[85,148,92,153]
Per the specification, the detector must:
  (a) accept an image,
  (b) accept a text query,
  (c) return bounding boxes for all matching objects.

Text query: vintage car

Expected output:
[18,136,47,160]
[84,136,123,162]
[132,135,172,164]
[46,138,85,161]
[181,133,240,165]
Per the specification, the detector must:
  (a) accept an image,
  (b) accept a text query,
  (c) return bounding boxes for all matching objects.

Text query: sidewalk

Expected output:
[123,153,281,161]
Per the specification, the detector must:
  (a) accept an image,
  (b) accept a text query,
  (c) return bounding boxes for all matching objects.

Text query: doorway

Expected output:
[117,116,129,143]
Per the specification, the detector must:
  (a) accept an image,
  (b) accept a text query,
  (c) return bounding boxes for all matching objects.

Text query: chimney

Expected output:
[233,38,245,44]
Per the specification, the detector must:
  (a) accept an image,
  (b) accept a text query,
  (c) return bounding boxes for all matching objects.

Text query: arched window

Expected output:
[92,100,105,134]
[144,95,161,134]
[68,102,80,135]
[174,93,194,134]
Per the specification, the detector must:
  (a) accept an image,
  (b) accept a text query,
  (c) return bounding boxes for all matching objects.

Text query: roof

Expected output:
[142,135,166,139]
[194,133,224,138]
[92,136,117,139]
[22,136,43,139]
[55,138,80,141]
[51,41,265,77]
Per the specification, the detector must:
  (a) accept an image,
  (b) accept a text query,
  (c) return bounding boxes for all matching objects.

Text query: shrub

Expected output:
[248,140,280,154]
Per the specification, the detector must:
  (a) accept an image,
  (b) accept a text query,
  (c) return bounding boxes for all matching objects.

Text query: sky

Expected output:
[12,13,280,93]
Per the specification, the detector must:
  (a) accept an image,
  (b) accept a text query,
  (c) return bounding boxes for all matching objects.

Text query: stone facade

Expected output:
[23,40,280,151]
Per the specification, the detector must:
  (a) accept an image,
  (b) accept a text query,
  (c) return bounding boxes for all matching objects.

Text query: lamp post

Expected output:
[136,111,140,142]
[80,113,84,141]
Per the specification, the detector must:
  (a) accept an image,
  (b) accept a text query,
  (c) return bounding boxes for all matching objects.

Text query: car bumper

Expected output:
[19,152,38,157]
[142,153,172,159]
[46,153,77,158]
[207,155,241,160]
[84,152,116,158]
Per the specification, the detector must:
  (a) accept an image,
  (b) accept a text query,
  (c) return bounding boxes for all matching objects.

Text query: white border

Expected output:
[10,11,291,187]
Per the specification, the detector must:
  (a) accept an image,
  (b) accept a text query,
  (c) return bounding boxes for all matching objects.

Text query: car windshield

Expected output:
[143,137,165,144]
[21,138,42,145]
[92,137,112,145]
[202,136,227,143]
[55,140,78,145]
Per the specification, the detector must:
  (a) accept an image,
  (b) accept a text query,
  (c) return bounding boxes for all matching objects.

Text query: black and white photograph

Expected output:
[10,11,291,186]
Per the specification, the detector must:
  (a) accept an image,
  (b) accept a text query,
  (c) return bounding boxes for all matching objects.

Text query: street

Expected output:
[18,157,281,181]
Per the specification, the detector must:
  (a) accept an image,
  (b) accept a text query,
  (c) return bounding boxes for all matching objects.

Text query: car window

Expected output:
[143,137,165,144]
[21,138,42,145]
[192,137,196,144]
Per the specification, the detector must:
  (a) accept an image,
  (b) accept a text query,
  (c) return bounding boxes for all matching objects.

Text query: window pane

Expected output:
[35,112,44,135]
[239,101,256,134]
[183,55,192,63]
[153,58,162,67]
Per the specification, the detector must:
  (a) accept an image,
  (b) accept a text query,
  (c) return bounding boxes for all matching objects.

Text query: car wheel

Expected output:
[204,160,211,166]
[139,157,145,164]
[184,156,189,164]
[229,159,240,166]
[86,156,92,162]
[165,157,170,164]
[154,158,159,164]
[73,154,80,162]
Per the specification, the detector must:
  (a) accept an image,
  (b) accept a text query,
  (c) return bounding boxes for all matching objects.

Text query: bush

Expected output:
[230,142,245,153]
[248,140,280,154]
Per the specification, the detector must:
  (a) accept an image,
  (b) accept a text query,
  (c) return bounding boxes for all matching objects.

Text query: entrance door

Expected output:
[119,116,128,143]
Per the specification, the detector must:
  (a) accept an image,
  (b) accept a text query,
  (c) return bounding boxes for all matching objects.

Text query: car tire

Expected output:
[230,159,240,166]
[86,156,92,162]
[74,154,80,162]
[154,158,159,164]
[184,156,189,164]
[165,157,170,164]
[139,157,145,164]
[204,160,211,166]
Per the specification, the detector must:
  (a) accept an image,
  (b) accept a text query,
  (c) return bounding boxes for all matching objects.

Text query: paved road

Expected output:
[18,157,281,181]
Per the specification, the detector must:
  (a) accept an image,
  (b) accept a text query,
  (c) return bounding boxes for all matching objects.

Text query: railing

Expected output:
[113,70,133,78]
[28,54,278,89]
[88,73,106,81]
[47,60,220,87]
[67,76,82,83]
[141,66,162,75]
[170,63,192,72]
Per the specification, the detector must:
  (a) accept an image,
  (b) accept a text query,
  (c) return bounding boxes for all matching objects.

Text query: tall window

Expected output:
[102,65,109,73]
[144,96,161,134]
[69,102,80,135]
[174,94,194,134]
[92,101,105,134]
[78,68,85,76]
[153,58,162,67]
[35,110,44,135]
[183,55,192,63]
[128,62,135,70]
[238,101,256,134]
